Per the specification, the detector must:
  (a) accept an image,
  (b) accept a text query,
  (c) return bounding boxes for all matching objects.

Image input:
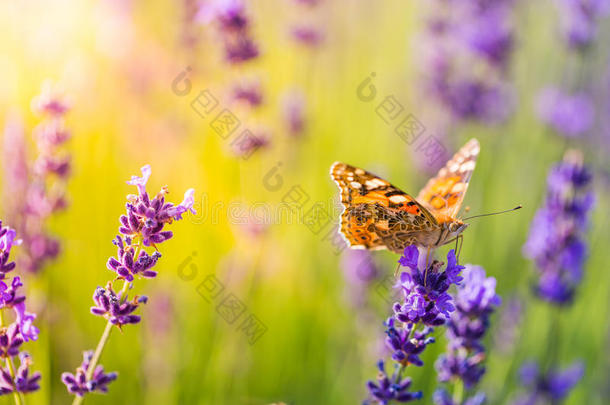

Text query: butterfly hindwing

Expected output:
[330,162,437,252]
[416,138,480,220]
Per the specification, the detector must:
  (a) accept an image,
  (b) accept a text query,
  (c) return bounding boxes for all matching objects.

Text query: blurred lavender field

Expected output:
[0,0,609,404]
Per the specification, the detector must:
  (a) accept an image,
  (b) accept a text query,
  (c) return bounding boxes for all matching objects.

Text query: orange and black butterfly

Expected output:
[330,138,480,254]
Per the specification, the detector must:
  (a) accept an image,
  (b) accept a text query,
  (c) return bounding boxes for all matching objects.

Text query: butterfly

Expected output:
[330,138,479,254]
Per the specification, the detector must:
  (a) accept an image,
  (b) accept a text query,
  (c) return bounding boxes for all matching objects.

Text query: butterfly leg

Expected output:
[456,235,464,263]
[423,246,431,286]
[394,262,401,277]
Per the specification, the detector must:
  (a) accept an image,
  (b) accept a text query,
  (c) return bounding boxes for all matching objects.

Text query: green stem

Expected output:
[72,280,130,405]
[452,379,464,405]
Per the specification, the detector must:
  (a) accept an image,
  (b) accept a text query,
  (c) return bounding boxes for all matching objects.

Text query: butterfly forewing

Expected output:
[330,162,438,252]
[416,138,480,221]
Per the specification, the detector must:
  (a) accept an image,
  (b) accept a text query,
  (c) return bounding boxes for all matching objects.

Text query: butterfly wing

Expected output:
[416,138,480,220]
[330,162,438,252]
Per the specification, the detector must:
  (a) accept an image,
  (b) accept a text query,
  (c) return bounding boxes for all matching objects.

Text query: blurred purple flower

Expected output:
[523,150,594,305]
[460,6,514,66]
[232,80,264,107]
[555,0,610,49]
[290,25,324,47]
[493,296,523,353]
[197,0,260,64]
[196,0,248,32]
[420,0,516,126]
[292,0,322,6]
[3,83,73,274]
[341,250,379,286]
[231,130,270,157]
[536,88,594,138]
[30,81,71,116]
[513,361,584,404]
[434,79,514,124]
[281,89,307,137]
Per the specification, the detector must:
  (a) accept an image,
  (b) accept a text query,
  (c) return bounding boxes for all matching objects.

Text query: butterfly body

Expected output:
[330,138,479,254]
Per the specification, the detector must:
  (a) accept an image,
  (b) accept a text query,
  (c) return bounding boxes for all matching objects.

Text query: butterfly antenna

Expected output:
[463,205,522,221]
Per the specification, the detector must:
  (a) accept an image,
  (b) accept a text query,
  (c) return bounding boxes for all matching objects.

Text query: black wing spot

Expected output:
[385,190,406,197]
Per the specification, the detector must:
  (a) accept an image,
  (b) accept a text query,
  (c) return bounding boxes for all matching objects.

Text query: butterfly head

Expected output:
[446,220,468,239]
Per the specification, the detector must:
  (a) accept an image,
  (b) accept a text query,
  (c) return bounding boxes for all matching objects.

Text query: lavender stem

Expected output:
[452,379,464,404]
[72,280,130,405]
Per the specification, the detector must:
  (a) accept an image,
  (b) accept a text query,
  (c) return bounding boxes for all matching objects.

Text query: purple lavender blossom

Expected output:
[13,353,41,393]
[393,246,465,326]
[364,360,423,404]
[536,88,594,138]
[120,165,195,246]
[0,223,21,277]
[90,284,148,327]
[0,324,24,358]
[107,236,162,281]
[385,318,435,366]
[436,265,500,389]
[512,361,584,404]
[523,150,594,304]
[14,303,39,342]
[61,351,118,397]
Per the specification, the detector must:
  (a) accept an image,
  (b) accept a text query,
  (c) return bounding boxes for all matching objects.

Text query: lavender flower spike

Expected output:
[435,265,500,400]
[64,165,194,402]
[364,246,465,404]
